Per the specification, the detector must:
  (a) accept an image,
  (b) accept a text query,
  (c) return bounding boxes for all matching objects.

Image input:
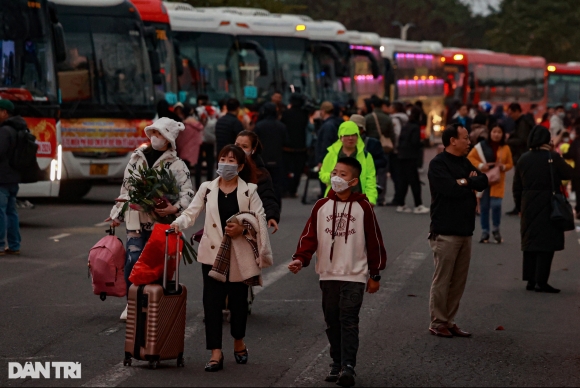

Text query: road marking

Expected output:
[273,233,431,387]
[82,262,292,387]
[94,221,111,227]
[99,326,123,336]
[48,233,71,241]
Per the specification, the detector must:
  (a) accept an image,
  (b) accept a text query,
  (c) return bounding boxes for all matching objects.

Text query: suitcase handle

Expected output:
[163,228,181,291]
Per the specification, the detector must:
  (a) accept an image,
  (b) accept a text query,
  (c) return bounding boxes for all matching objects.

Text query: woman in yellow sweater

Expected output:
[468,124,513,243]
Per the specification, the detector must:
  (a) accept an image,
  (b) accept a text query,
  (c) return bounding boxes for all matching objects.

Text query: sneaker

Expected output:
[337,365,356,387]
[5,249,20,255]
[396,206,412,213]
[325,363,341,382]
[120,304,128,321]
[413,205,430,214]
[492,231,502,244]
[479,232,490,243]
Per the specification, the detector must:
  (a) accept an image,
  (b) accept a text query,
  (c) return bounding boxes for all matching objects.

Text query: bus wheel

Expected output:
[59,180,93,200]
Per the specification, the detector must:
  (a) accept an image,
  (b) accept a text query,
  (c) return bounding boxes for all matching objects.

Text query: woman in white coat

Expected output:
[106,117,194,320]
[172,145,266,372]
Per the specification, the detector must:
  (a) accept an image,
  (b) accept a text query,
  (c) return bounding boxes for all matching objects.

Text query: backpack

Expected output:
[88,228,127,301]
[9,125,40,183]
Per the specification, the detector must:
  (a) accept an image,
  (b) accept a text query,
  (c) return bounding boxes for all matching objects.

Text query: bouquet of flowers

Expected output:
[119,164,197,264]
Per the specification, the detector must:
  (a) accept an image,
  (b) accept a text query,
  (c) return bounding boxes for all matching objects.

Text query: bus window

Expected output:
[504,66,517,100]
[517,67,532,100]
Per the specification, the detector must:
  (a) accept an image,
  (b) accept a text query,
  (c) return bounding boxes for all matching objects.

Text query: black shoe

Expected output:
[535,284,561,293]
[492,231,502,244]
[204,352,224,372]
[325,363,341,382]
[337,365,356,387]
[234,348,248,364]
[526,281,536,291]
[479,232,489,243]
[506,208,519,216]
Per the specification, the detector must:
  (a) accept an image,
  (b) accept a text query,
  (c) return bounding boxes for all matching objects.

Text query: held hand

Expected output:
[288,259,303,274]
[225,222,244,238]
[170,222,181,234]
[366,278,380,293]
[268,219,279,234]
[480,164,490,173]
[155,204,178,218]
[469,171,477,178]
[105,217,121,228]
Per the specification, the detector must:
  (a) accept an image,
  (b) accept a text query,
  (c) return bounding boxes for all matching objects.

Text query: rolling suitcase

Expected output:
[123,228,187,369]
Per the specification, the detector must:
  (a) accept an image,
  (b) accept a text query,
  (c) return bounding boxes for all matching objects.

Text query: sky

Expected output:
[460,0,502,15]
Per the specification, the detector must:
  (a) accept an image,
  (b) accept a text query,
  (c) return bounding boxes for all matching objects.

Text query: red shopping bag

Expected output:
[129,224,183,286]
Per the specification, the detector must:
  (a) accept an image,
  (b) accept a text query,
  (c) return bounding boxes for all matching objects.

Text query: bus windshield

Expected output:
[149,22,178,101]
[548,74,580,107]
[175,31,239,105]
[57,14,155,114]
[238,35,315,104]
[394,52,445,99]
[313,41,351,104]
[0,0,57,102]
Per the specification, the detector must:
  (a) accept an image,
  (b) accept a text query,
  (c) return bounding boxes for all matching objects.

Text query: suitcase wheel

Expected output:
[177,357,185,367]
[123,358,132,367]
[148,360,160,369]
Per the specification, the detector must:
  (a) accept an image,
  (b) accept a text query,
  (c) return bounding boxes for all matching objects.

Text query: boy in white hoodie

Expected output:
[288,157,387,387]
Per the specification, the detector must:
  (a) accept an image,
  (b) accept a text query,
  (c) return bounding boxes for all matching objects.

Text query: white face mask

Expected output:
[151,136,168,151]
[331,176,355,193]
[406,110,411,116]
[244,150,254,156]
[571,132,577,141]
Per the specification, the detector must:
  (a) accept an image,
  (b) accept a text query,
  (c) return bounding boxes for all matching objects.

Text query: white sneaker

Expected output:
[120,304,128,321]
[413,205,430,214]
[396,206,412,213]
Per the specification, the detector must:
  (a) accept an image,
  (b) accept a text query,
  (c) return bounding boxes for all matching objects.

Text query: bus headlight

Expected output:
[50,145,63,181]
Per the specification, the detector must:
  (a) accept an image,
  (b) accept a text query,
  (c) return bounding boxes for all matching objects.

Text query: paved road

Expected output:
[2,149,580,387]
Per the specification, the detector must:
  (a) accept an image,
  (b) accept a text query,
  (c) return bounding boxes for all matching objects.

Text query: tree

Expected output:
[485,0,580,62]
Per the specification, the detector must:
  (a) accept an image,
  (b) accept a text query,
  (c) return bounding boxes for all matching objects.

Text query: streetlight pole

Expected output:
[392,21,416,41]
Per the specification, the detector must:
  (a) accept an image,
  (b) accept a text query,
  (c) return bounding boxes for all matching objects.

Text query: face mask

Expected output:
[331,176,354,193]
[217,163,239,181]
[406,110,411,116]
[151,136,168,151]
[571,132,577,141]
[244,150,254,156]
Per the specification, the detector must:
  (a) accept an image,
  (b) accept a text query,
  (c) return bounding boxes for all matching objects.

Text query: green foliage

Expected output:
[486,0,580,62]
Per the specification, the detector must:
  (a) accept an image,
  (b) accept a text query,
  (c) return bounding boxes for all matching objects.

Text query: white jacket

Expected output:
[173,177,266,266]
[109,146,195,229]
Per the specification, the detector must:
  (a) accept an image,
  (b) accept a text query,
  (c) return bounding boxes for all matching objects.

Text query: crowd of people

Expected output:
[2,88,580,386]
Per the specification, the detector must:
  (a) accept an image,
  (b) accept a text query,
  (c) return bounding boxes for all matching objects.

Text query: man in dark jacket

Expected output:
[451,104,473,133]
[427,124,488,338]
[514,125,572,293]
[0,100,23,255]
[281,94,310,197]
[315,101,343,165]
[255,102,288,201]
[215,98,244,154]
[506,102,535,215]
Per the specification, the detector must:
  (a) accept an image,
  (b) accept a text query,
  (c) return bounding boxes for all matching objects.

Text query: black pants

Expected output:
[265,163,284,202]
[396,158,422,207]
[388,153,401,205]
[572,177,580,214]
[195,143,215,190]
[202,264,249,350]
[283,151,307,196]
[523,251,555,285]
[320,280,365,367]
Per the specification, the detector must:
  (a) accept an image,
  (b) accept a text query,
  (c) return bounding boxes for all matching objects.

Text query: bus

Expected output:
[546,62,580,109]
[345,31,384,107]
[131,0,181,105]
[442,48,546,121]
[2,0,65,197]
[51,0,158,199]
[381,38,445,138]
[166,4,316,106]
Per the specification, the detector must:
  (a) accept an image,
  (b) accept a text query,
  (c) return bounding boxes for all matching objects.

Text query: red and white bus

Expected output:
[546,62,580,109]
[443,48,546,120]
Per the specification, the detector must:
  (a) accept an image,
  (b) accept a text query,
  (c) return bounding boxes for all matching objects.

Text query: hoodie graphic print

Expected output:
[293,191,387,283]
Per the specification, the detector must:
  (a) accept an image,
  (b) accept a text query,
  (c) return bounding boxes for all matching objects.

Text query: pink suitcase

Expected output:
[88,227,126,300]
[123,228,187,369]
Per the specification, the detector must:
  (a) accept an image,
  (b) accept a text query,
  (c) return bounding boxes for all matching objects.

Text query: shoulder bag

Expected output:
[548,152,575,231]
[372,112,393,153]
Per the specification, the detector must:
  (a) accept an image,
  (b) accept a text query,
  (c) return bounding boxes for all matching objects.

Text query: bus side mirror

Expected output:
[53,23,67,63]
[259,58,268,76]
[148,50,162,85]
[173,42,184,77]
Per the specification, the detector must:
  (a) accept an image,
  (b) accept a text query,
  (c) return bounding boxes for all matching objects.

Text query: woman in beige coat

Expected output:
[172,145,269,372]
